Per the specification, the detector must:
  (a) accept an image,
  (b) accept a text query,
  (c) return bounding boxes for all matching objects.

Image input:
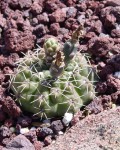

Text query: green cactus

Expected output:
[10,25,96,119]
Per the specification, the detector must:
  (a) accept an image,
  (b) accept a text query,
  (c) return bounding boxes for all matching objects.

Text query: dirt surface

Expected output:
[0,0,120,149]
[43,107,120,150]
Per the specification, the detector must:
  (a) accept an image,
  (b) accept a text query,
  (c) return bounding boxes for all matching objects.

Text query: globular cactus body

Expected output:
[10,26,95,119]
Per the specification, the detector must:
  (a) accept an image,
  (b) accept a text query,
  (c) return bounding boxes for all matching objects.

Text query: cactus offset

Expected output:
[10,26,96,119]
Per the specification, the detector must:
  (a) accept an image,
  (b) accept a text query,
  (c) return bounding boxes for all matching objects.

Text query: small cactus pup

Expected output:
[10,25,96,119]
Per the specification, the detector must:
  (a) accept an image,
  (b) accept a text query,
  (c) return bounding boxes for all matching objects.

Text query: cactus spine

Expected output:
[10,25,95,119]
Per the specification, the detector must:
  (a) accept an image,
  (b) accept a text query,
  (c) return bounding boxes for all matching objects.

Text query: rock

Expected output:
[33,24,48,37]
[65,18,77,29]
[0,126,12,140]
[85,95,112,115]
[1,96,21,118]
[36,127,53,139]
[62,113,73,126]
[24,130,37,143]
[88,37,114,57]
[43,107,120,150]
[37,13,49,24]
[106,0,120,6]
[31,18,38,26]
[30,2,42,15]
[17,116,32,127]
[4,28,35,52]
[50,23,60,36]
[111,29,120,38]
[51,120,64,133]
[66,7,77,18]
[65,0,77,7]
[3,134,35,150]
[45,0,66,13]
[44,135,52,146]
[34,141,42,150]
[18,0,32,9]
[107,74,120,91]
[0,13,6,28]
[49,9,66,23]
[20,128,29,134]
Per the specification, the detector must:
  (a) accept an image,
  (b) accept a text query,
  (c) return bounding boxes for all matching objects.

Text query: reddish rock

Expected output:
[4,119,14,128]
[106,0,120,6]
[0,55,7,68]
[25,131,37,143]
[71,111,83,126]
[66,7,77,18]
[90,20,103,34]
[18,0,32,9]
[44,135,52,146]
[88,37,114,57]
[65,0,77,6]
[43,107,120,150]
[111,91,120,104]
[0,13,6,28]
[0,73,5,84]
[107,74,120,91]
[65,18,77,29]
[45,0,66,13]
[86,95,112,115]
[30,2,42,15]
[50,23,60,36]
[77,2,87,12]
[1,96,21,118]
[4,28,35,52]
[49,9,66,23]
[37,13,49,24]
[104,14,116,29]
[34,141,42,150]
[111,28,120,38]
[3,66,13,75]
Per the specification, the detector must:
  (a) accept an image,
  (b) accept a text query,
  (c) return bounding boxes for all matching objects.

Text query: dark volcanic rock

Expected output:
[36,127,53,139]
[17,116,32,127]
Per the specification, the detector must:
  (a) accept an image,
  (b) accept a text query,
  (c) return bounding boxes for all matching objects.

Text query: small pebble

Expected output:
[58,131,64,135]
[30,127,36,131]
[114,71,120,79]
[62,113,73,126]
[20,128,29,134]
[10,127,16,133]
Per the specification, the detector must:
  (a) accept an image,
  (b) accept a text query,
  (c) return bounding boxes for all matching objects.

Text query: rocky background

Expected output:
[0,0,120,149]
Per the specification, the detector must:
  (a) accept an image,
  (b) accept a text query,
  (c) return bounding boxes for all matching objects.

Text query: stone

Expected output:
[51,120,64,133]
[3,134,35,150]
[37,13,49,24]
[43,107,120,150]
[36,127,53,139]
[106,0,120,6]
[49,9,66,23]
[66,7,77,18]
[50,23,60,36]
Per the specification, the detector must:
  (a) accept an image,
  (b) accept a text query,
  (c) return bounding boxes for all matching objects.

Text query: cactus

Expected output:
[10,25,96,119]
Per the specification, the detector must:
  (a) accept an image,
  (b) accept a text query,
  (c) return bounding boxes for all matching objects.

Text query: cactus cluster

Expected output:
[10,25,96,119]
